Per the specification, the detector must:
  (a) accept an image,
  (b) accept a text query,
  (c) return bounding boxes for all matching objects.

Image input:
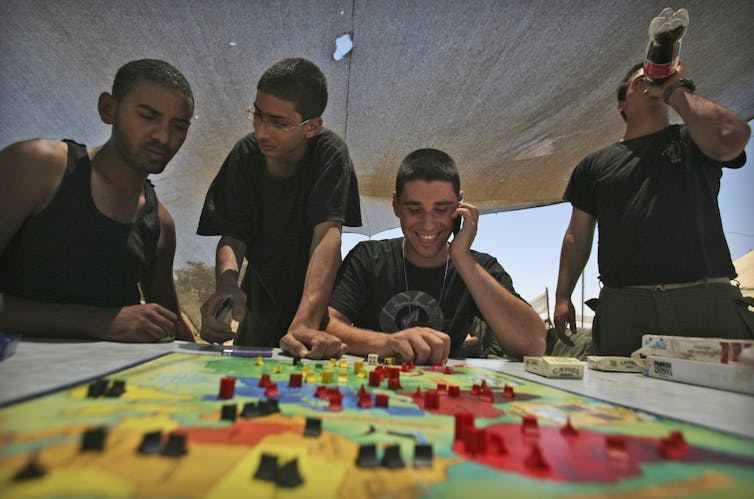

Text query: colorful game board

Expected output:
[1,352,753,498]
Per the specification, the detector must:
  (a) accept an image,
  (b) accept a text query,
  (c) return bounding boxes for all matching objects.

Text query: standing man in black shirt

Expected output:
[198,58,361,358]
[554,61,753,356]
[0,59,195,342]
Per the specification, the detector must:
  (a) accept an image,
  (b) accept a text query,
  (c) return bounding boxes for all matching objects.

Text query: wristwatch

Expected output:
[662,78,696,104]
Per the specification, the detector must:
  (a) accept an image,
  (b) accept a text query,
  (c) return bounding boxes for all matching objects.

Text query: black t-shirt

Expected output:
[330,238,524,357]
[564,124,745,286]
[0,140,160,307]
[197,128,362,346]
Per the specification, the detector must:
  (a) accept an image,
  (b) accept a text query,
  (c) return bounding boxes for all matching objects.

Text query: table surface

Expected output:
[1,339,752,438]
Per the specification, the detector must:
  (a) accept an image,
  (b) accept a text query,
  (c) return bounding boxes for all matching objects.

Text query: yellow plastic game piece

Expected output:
[357,370,367,379]
[305,372,316,383]
[338,370,348,383]
[329,358,337,368]
[273,363,282,374]
[255,356,264,366]
[353,360,364,374]
[385,357,395,365]
[339,358,348,369]
[321,370,335,383]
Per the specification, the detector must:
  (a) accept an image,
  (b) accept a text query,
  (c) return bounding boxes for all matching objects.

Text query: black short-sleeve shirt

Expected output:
[330,238,525,357]
[197,128,362,346]
[564,124,745,286]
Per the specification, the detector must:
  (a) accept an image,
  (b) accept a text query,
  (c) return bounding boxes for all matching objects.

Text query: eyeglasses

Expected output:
[246,106,310,133]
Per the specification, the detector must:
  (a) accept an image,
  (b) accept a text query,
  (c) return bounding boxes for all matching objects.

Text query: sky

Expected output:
[342,122,754,321]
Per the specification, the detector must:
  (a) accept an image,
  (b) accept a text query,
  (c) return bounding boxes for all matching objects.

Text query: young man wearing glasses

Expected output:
[554,61,753,356]
[0,59,195,342]
[197,58,361,358]
[311,149,546,364]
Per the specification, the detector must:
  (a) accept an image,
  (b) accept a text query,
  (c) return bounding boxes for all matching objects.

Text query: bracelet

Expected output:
[662,78,696,104]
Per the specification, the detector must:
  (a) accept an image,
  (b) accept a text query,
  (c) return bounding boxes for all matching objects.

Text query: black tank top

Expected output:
[0,140,161,307]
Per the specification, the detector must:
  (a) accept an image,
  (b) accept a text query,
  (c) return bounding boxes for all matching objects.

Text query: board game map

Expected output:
[1,352,753,498]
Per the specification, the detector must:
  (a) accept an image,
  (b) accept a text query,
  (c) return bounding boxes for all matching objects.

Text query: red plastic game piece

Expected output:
[357,385,369,397]
[387,377,402,390]
[658,430,691,460]
[357,392,372,408]
[423,390,440,410]
[288,373,302,388]
[524,444,549,471]
[436,383,447,392]
[560,417,579,436]
[448,385,460,398]
[480,386,494,402]
[605,435,629,460]
[462,428,487,455]
[368,371,382,387]
[257,374,272,388]
[314,385,328,399]
[219,377,236,399]
[375,394,389,407]
[454,412,475,440]
[328,391,343,411]
[502,384,515,399]
[521,415,539,436]
[470,384,481,396]
[412,386,423,399]
[264,383,278,398]
[443,366,453,374]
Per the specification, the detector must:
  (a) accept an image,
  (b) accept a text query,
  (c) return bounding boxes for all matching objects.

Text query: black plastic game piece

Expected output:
[221,403,237,422]
[161,433,187,457]
[381,444,405,469]
[240,402,262,419]
[105,379,126,398]
[303,417,322,437]
[254,453,278,481]
[13,457,46,481]
[87,379,109,398]
[81,426,107,451]
[292,356,301,365]
[414,443,433,468]
[138,431,163,455]
[275,458,304,487]
[355,444,379,468]
[258,399,280,415]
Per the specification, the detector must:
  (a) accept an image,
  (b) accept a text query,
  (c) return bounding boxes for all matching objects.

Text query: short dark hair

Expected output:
[395,149,461,199]
[257,58,328,120]
[112,59,194,102]
[617,62,644,121]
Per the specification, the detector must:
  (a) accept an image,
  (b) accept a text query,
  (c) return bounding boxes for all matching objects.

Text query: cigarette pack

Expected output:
[645,355,754,395]
[524,356,584,379]
[587,356,644,372]
[640,335,753,364]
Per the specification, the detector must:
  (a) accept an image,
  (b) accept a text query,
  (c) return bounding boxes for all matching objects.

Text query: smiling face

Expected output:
[394,180,460,268]
[106,79,193,175]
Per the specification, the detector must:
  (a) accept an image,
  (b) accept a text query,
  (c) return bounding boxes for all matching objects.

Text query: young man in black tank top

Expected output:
[0,59,195,342]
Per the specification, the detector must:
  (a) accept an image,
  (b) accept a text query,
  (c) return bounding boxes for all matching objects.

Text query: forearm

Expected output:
[669,89,751,162]
[0,294,115,339]
[325,308,388,357]
[453,255,546,357]
[290,225,342,330]
[555,210,595,302]
[215,236,246,288]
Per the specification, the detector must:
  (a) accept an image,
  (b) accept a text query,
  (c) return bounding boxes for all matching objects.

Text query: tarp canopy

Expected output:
[2,0,752,270]
[734,250,754,299]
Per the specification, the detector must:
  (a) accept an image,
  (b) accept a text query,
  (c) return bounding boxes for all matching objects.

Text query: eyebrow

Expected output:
[136,103,191,125]
[252,103,291,121]
[401,200,456,207]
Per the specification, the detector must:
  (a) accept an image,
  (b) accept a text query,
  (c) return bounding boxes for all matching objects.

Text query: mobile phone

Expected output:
[215,297,232,323]
[452,197,464,236]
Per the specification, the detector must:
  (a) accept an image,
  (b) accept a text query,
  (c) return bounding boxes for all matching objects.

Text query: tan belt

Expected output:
[623,277,731,291]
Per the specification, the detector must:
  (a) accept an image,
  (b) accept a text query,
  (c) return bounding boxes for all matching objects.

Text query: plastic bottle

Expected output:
[643,7,689,82]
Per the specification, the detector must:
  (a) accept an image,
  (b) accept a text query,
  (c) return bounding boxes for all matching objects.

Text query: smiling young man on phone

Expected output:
[314,148,546,363]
